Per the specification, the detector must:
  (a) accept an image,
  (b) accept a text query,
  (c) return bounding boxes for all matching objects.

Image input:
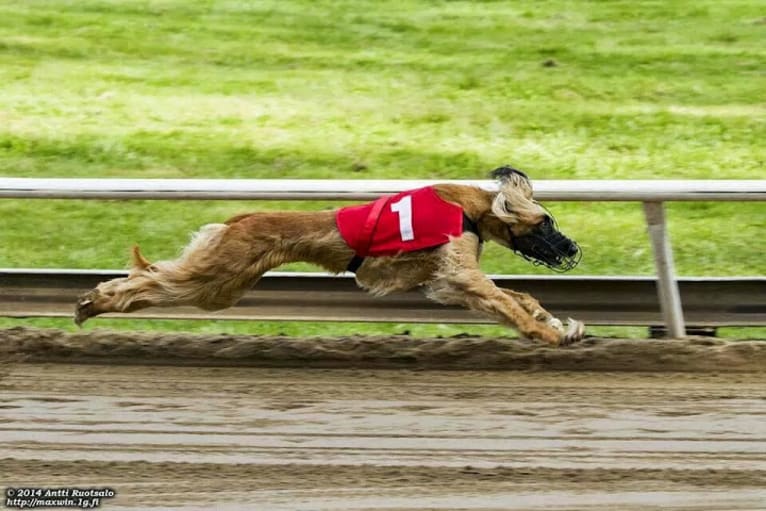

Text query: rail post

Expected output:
[643,201,686,338]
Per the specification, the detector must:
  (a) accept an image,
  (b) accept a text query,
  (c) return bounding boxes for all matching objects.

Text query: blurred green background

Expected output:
[1,1,763,337]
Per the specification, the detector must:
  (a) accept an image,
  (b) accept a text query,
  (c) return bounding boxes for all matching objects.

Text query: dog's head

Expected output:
[481,166,581,272]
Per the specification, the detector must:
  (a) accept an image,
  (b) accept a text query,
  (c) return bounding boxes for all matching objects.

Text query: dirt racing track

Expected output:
[2,327,766,510]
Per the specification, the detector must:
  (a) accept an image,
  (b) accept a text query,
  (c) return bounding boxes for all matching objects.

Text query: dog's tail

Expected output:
[130,223,229,276]
[131,245,152,270]
[180,224,229,261]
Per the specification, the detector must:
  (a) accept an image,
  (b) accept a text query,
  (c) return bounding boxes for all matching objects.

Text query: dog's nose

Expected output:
[566,241,579,257]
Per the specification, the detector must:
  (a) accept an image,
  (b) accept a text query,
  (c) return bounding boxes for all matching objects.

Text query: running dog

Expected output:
[75,167,585,345]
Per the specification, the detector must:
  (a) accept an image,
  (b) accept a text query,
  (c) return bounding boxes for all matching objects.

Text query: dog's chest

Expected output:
[336,186,464,257]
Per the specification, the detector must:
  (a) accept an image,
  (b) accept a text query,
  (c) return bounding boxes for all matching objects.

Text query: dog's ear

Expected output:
[489,165,540,223]
[490,165,533,198]
[490,165,529,185]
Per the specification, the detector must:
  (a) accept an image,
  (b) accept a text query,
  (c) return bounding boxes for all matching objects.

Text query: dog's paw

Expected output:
[559,318,586,346]
[546,316,564,334]
[74,290,100,327]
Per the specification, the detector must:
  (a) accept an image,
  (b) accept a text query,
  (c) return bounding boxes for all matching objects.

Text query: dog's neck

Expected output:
[431,184,495,224]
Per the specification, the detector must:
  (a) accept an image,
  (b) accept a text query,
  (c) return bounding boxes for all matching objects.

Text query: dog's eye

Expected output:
[540,215,557,229]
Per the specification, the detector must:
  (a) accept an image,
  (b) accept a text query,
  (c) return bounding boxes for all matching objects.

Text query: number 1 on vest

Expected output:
[390,195,415,241]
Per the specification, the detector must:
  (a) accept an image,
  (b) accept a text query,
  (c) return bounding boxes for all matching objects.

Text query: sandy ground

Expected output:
[3,326,766,371]
[2,327,766,510]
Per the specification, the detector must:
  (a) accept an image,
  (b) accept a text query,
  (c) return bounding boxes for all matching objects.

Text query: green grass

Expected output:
[1,1,764,338]
[5,317,765,342]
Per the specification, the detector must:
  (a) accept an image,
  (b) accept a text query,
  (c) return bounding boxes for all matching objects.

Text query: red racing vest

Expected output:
[335,186,464,257]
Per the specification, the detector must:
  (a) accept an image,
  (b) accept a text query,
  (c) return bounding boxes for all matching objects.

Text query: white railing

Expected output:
[2,178,765,337]
[1,177,764,201]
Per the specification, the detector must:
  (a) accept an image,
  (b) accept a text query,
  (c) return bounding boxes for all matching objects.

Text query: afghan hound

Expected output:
[75,166,585,345]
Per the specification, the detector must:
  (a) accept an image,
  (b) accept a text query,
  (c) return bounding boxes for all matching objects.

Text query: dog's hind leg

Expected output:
[425,237,584,345]
[75,223,279,325]
[75,210,349,325]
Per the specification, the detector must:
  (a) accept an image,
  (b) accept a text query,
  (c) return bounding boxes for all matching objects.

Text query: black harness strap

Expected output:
[346,254,365,273]
[345,212,482,273]
[462,212,482,243]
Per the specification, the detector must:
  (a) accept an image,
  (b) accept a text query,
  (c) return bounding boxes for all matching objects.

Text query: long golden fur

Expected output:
[75,174,585,346]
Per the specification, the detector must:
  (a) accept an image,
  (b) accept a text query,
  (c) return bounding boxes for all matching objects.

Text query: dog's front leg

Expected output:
[427,273,576,345]
[500,289,573,337]
[426,238,584,346]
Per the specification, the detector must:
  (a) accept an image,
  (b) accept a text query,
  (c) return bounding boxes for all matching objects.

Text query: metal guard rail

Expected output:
[1,178,764,201]
[1,270,764,327]
[1,178,765,337]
